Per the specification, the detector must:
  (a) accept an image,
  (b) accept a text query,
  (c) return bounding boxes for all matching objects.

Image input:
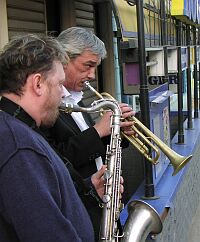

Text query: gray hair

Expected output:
[57,27,107,60]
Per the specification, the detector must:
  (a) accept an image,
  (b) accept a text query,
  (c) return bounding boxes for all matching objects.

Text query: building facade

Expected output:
[1,0,200,241]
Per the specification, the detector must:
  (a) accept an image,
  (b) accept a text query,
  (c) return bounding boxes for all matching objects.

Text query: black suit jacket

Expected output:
[44,110,110,178]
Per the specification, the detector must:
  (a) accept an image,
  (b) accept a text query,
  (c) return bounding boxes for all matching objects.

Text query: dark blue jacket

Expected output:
[0,111,94,242]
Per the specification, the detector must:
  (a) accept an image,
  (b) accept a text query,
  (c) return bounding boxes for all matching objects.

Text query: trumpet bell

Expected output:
[171,154,192,176]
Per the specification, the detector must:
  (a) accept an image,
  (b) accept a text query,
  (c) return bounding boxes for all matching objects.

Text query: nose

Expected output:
[61,85,65,99]
[87,67,96,79]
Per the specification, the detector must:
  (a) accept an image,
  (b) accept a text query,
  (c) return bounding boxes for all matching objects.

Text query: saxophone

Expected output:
[59,97,162,242]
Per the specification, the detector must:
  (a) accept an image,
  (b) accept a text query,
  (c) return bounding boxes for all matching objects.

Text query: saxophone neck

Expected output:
[59,99,121,116]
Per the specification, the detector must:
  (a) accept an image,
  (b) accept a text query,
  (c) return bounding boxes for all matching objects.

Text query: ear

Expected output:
[32,73,44,96]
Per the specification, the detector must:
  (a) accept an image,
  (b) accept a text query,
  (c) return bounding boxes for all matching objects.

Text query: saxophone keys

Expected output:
[102,194,111,203]
[104,170,112,180]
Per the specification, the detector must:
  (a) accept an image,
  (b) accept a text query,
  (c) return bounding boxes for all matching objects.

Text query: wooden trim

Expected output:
[59,0,76,30]
[95,2,115,97]
[0,0,8,49]
[7,0,46,38]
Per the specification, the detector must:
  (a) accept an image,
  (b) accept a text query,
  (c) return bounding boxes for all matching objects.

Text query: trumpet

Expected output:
[85,81,192,176]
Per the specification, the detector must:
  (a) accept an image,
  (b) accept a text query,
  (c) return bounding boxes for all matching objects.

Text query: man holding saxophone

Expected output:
[43,27,135,241]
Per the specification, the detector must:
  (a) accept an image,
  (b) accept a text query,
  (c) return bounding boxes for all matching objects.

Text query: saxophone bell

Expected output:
[121,200,162,242]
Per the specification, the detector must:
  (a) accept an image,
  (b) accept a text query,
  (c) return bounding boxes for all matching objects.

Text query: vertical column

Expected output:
[176,20,184,144]
[193,26,198,118]
[160,0,169,83]
[198,28,200,110]
[136,0,155,198]
[186,24,193,129]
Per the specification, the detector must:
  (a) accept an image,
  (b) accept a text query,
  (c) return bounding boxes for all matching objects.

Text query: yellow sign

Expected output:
[190,46,195,65]
[171,0,200,25]
[113,0,162,40]
[113,0,138,39]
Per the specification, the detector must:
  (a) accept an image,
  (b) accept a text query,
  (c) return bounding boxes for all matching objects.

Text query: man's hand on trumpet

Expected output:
[93,103,136,138]
[119,103,136,136]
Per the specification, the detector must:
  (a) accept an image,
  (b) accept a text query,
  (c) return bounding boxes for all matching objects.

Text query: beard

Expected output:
[40,96,60,128]
[41,108,59,128]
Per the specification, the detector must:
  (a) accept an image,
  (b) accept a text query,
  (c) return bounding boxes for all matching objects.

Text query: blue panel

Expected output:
[120,104,200,227]
[149,83,172,184]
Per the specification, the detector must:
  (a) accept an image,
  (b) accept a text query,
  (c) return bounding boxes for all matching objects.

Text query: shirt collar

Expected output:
[0,96,37,129]
[63,86,83,104]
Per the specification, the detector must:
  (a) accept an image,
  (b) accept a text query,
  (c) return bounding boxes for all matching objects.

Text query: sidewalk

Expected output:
[186,201,200,242]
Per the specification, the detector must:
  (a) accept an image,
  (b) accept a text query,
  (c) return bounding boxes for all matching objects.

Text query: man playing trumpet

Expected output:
[41,27,135,241]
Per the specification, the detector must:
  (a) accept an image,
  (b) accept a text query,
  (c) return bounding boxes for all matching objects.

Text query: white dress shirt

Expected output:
[63,87,103,170]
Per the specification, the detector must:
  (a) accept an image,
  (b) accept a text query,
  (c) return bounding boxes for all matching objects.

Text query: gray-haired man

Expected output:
[43,27,132,241]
